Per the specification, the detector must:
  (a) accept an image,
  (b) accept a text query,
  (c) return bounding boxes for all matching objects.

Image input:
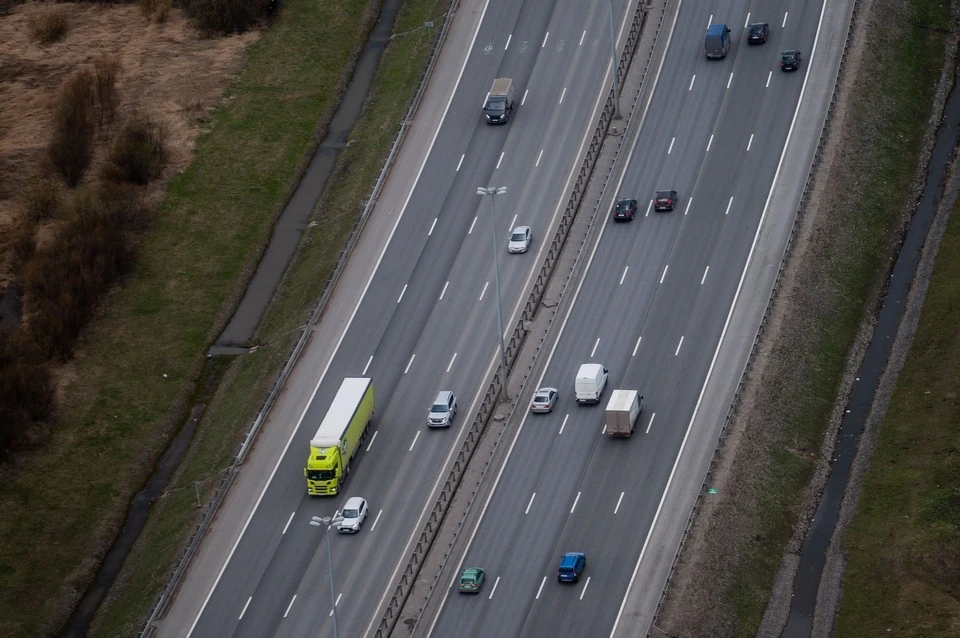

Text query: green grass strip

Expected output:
[87,0,448,635]
[835,193,960,636]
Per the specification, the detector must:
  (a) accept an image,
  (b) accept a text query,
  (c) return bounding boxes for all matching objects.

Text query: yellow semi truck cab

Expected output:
[305,377,374,496]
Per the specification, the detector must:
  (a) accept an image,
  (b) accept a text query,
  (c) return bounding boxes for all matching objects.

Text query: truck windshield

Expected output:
[306,469,335,480]
[486,99,506,112]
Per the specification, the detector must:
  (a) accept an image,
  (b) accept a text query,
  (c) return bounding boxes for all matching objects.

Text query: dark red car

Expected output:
[654,190,678,212]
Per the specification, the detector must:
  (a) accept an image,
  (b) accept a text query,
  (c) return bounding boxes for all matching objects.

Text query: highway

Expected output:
[430,0,828,636]
[181,1,638,636]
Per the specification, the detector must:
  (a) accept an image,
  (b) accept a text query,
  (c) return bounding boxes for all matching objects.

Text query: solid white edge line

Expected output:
[424,4,650,632]
[185,0,476,619]
[609,0,830,632]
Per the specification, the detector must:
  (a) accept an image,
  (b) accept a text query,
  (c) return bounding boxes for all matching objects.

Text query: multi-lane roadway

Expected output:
[430,0,828,636]
[180,1,639,636]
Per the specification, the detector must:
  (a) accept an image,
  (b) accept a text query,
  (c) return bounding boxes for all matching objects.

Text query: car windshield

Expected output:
[616,201,631,211]
[431,403,448,413]
[657,192,670,199]
[486,100,506,112]
[342,508,358,518]
[511,232,526,241]
[750,25,762,33]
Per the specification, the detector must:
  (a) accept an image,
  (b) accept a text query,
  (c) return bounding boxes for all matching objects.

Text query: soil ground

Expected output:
[0,3,256,290]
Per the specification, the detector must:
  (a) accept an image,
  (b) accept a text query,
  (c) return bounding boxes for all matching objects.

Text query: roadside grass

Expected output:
[835,198,960,636]
[0,1,374,636]
[88,0,448,635]
[724,0,952,632]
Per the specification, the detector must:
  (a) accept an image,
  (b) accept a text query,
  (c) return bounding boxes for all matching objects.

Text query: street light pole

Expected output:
[310,515,342,638]
[476,186,509,401]
[608,0,622,119]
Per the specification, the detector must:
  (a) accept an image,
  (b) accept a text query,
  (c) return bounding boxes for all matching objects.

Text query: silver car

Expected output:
[338,496,368,533]
[508,226,532,253]
[530,387,558,413]
[428,390,457,428]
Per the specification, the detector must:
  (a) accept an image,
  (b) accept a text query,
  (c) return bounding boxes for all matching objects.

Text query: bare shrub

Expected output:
[185,0,259,34]
[9,216,37,269]
[0,331,54,459]
[47,70,96,187]
[28,7,69,45]
[101,113,167,185]
[20,175,62,223]
[139,0,172,23]
[24,186,139,360]
[93,55,121,128]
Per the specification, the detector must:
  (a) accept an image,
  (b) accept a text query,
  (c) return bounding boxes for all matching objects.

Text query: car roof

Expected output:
[462,567,482,576]
[512,225,530,233]
[344,496,365,509]
[536,387,557,394]
[434,390,453,402]
[560,552,584,564]
[656,190,674,196]
[782,49,799,56]
[748,22,767,28]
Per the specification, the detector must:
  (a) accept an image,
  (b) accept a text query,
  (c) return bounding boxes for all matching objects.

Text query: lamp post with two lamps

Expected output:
[309,514,343,638]
[476,185,510,401]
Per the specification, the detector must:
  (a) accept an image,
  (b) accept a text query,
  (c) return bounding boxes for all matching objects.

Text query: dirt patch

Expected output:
[0,3,257,291]
[654,0,955,634]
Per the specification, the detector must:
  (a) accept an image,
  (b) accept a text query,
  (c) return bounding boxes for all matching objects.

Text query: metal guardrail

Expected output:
[372,3,654,636]
[138,3,459,635]
[648,0,863,631]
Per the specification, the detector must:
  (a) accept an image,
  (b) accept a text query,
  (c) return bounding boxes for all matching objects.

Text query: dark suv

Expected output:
[612,198,637,221]
[747,22,769,44]
[780,49,802,71]
[557,552,586,583]
[654,190,678,212]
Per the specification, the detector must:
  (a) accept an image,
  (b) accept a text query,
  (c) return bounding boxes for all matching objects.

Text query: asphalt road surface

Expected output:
[430,0,829,636]
[182,1,638,637]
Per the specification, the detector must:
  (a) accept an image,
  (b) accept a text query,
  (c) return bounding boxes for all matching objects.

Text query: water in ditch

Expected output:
[59,1,407,633]
[780,59,960,638]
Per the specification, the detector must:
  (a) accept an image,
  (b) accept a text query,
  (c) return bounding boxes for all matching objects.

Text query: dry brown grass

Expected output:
[0,2,256,287]
[28,5,68,44]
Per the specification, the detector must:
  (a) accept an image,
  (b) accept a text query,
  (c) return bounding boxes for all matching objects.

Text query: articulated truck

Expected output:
[304,377,374,496]
[604,389,643,437]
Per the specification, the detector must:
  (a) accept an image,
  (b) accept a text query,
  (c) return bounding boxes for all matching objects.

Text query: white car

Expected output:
[338,496,368,533]
[508,226,532,253]
[530,387,558,413]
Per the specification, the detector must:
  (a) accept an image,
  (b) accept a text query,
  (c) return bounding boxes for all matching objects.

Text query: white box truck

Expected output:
[575,363,608,404]
[604,389,643,437]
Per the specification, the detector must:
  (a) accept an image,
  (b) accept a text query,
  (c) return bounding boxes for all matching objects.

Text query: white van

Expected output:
[575,363,608,404]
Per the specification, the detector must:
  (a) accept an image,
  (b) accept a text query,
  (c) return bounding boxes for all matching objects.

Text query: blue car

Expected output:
[557,552,586,583]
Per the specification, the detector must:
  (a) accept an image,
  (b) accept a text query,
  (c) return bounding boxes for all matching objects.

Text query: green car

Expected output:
[458,567,486,593]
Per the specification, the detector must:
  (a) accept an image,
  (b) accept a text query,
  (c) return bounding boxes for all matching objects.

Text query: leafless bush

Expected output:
[0,332,54,459]
[185,0,260,34]
[101,112,167,185]
[28,7,69,45]
[9,216,37,269]
[139,0,172,23]
[47,70,96,187]
[20,175,62,223]
[24,186,139,360]
[93,55,121,128]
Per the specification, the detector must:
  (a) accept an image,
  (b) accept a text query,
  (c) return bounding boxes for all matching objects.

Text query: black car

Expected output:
[612,198,638,221]
[780,49,802,71]
[653,190,678,212]
[747,22,769,44]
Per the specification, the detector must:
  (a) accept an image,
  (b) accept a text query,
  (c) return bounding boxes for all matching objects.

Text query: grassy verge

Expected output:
[0,1,375,636]
[724,0,953,632]
[835,197,960,635]
[88,0,448,635]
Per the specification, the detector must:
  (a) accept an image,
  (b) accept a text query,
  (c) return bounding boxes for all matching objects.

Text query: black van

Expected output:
[705,23,731,59]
